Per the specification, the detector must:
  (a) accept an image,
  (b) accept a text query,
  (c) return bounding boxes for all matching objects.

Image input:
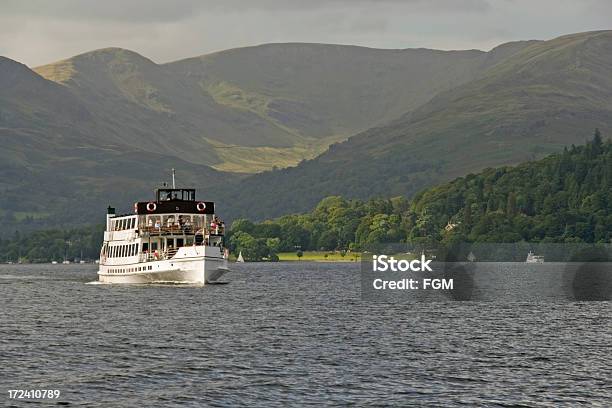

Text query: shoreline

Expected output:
[276,251,361,262]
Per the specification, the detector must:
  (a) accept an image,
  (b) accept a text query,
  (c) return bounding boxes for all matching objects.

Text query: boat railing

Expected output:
[140,225,195,235]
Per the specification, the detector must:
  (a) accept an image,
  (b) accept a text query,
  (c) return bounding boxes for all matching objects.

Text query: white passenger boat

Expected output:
[97,177,229,284]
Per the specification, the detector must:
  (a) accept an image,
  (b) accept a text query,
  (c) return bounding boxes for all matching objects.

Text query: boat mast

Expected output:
[172,168,176,189]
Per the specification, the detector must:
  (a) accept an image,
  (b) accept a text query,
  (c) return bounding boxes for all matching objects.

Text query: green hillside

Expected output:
[7,134,608,263]
[35,44,502,172]
[3,32,612,234]
[1,41,537,234]
[406,131,611,244]
[224,133,611,260]
[214,31,612,221]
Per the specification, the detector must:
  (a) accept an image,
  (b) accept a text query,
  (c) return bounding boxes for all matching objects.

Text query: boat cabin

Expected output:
[156,188,195,202]
[102,186,225,263]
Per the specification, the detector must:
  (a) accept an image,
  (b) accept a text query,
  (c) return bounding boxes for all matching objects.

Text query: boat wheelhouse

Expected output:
[97,185,229,284]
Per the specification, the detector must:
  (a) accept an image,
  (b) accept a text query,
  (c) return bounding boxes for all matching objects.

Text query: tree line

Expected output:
[0,225,104,263]
[2,131,610,262]
[226,130,611,260]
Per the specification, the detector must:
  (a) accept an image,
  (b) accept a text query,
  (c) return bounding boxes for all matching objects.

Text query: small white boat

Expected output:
[236,251,245,263]
[526,251,544,263]
[51,261,58,265]
[62,260,70,265]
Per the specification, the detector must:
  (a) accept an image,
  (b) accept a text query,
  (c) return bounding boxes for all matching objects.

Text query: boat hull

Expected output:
[97,247,228,284]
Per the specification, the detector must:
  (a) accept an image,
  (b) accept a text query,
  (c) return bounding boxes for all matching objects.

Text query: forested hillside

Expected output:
[0,225,103,263]
[2,133,609,263]
[226,132,611,260]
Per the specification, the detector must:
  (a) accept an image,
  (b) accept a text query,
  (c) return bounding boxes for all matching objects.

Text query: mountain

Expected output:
[33,43,524,172]
[0,56,234,236]
[1,41,534,234]
[214,31,612,221]
[2,31,611,234]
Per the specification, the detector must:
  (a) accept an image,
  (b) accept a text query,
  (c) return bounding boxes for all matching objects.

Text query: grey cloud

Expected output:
[1,0,491,23]
[0,0,609,67]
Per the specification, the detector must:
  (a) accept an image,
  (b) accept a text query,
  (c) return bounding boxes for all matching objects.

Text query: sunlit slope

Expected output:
[0,56,237,236]
[35,44,507,172]
[212,31,612,220]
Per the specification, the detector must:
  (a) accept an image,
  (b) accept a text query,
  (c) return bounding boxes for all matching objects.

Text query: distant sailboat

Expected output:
[236,251,245,263]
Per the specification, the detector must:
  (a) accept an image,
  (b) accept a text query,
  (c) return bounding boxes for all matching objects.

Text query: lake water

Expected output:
[1,263,610,407]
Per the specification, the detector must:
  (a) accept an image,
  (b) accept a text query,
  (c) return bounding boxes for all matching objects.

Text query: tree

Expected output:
[506,192,518,218]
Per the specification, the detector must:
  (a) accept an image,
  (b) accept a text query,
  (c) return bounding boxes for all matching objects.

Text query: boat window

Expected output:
[176,238,184,248]
[151,242,158,251]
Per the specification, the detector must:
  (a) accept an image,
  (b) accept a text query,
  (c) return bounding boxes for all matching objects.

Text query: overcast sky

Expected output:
[1,0,611,67]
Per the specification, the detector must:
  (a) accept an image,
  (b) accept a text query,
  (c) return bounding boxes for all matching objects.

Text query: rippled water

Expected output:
[1,263,610,407]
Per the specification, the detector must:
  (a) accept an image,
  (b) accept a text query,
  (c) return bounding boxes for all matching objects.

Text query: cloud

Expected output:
[0,0,609,67]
